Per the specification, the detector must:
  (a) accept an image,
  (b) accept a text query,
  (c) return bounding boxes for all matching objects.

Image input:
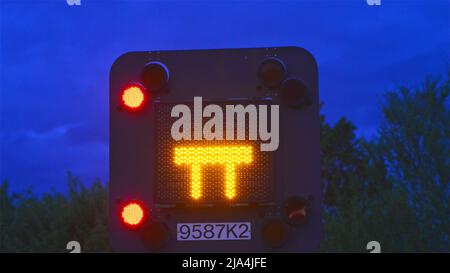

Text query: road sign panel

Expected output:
[109,47,322,252]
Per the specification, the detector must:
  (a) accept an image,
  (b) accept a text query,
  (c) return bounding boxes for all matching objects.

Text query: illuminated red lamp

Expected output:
[120,201,145,228]
[141,61,170,93]
[120,84,146,111]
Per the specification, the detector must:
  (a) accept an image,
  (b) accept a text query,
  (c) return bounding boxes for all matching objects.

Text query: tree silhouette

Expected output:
[320,75,449,252]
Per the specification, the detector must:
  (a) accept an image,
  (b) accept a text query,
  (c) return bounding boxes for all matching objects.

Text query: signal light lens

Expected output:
[284,196,308,226]
[280,78,311,108]
[141,61,169,93]
[258,57,286,90]
[121,202,145,227]
[142,221,169,251]
[121,84,146,110]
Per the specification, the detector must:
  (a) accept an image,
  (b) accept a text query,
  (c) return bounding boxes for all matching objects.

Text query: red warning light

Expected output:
[121,202,145,227]
[121,84,146,111]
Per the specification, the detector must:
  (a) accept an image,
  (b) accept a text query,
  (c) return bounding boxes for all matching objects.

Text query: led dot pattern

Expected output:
[174,145,253,200]
[155,101,274,205]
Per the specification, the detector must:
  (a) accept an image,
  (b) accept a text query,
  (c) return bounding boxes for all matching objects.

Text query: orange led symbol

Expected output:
[174,145,253,200]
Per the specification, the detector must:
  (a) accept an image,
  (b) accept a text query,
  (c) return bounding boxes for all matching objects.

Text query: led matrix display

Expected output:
[155,101,274,205]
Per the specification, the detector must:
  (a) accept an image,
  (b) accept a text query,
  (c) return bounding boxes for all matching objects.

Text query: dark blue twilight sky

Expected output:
[0,1,449,194]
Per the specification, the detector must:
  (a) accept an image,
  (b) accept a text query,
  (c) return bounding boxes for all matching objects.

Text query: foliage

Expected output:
[0,173,110,252]
[319,75,449,252]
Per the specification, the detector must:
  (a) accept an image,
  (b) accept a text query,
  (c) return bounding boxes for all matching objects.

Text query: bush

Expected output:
[319,75,449,252]
[0,173,111,252]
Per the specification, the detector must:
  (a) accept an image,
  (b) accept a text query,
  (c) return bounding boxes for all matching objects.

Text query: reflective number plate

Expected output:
[177,222,251,241]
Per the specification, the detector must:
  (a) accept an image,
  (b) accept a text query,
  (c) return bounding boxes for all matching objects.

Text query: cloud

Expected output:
[0,122,107,194]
